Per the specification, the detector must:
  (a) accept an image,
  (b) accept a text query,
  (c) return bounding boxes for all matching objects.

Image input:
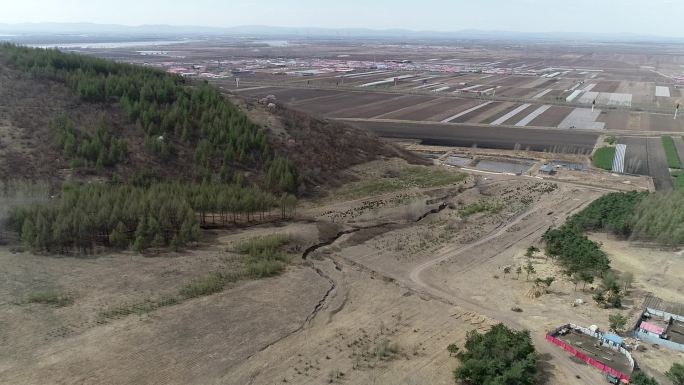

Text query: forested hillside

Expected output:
[0,43,295,188]
[0,44,410,253]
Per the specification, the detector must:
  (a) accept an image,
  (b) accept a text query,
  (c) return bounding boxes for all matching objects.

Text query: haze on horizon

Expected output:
[2,0,684,38]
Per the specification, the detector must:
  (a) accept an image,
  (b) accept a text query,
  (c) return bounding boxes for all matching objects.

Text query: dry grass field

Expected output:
[2,157,678,385]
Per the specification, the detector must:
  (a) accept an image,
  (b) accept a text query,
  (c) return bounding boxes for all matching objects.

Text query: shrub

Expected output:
[26,290,73,307]
[98,296,180,320]
[630,372,660,385]
[666,363,684,385]
[459,201,504,218]
[235,234,290,255]
[235,234,291,278]
[179,273,225,298]
[247,259,286,278]
[609,313,627,332]
[452,324,537,385]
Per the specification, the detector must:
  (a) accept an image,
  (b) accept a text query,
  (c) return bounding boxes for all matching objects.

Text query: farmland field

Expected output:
[661,136,682,169]
[672,170,684,190]
[592,147,616,170]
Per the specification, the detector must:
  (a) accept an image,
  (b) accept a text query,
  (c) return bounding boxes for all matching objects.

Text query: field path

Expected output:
[407,200,607,385]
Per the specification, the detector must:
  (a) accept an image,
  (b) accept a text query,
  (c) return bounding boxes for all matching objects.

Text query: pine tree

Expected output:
[21,218,36,248]
[109,222,129,249]
[133,235,146,253]
[524,261,536,281]
[151,233,165,250]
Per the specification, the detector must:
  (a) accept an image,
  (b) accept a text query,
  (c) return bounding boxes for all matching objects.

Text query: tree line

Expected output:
[558,190,684,247]
[632,190,684,246]
[9,183,297,254]
[542,192,642,277]
[567,191,646,236]
[10,184,200,253]
[542,191,680,279]
[0,43,298,192]
[181,183,297,226]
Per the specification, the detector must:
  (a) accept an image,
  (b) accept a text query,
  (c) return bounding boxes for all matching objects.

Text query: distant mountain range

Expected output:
[0,22,681,43]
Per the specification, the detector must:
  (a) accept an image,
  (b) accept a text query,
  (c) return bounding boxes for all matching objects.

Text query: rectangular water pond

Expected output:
[549,160,587,171]
[474,159,534,174]
[445,156,472,167]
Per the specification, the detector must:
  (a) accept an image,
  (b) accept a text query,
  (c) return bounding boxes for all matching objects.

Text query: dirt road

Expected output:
[407,197,607,385]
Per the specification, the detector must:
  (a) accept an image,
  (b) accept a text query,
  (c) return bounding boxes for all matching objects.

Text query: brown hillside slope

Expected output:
[0,60,423,189]
[231,96,427,190]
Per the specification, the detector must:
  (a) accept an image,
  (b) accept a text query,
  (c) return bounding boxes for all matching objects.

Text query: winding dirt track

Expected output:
[298,177,631,384]
[407,201,607,385]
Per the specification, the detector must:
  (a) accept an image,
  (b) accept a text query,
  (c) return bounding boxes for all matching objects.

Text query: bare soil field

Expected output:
[332,94,411,119]
[494,76,535,88]
[549,79,578,90]
[598,110,631,130]
[459,101,511,124]
[382,98,470,121]
[620,136,650,175]
[645,137,674,190]
[521,78,553,89]
[479,103,524,124]
[619,136,673,190]
[592,81,621,93]
[424,99,484,122]
[642,112,684,132]
[224,259,485,385]
[300,92,395,116]
[336,95,434,119]
[231,85,283,97]
[537,89,567,102]
[495,104,537,125]
[528,106,573,127]
[259,88,344,104]
[498,87,537,98]
[372,97,440,120]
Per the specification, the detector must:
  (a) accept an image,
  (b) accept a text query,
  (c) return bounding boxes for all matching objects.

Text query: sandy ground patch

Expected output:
[223,258,492,385]
[589,233,684,303]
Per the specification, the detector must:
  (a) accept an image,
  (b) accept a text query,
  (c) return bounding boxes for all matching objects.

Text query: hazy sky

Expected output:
[3,0,684,37]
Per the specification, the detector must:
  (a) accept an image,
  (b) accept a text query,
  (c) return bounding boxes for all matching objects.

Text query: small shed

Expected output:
[603,333,624,347]
[539,164,556,175]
